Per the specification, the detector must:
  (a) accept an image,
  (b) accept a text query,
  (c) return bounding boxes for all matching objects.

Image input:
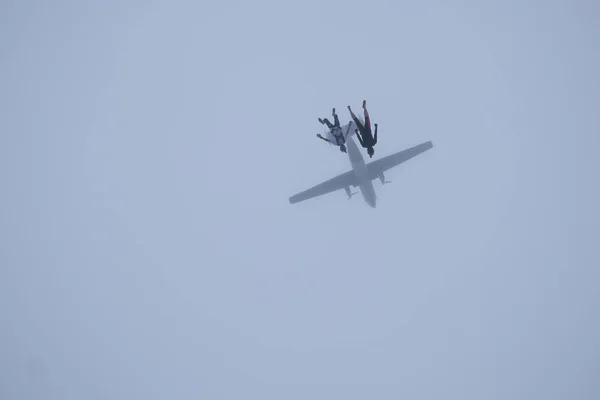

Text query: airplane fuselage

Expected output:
[346,134,377,208]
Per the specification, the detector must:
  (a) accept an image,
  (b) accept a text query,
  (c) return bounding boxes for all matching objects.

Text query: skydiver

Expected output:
[348,100,378,158]
[317,121,352,153]
[316,108,349,153]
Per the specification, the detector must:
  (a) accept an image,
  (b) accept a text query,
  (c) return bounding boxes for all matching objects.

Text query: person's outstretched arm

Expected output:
[373,123,378,144]
[316,134,331,144]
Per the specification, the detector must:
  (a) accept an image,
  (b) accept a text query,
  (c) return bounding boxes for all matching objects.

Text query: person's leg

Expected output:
[360,100,374,145]
[362,100,371,128]
[319,117,334,129]
[347,105,364,131]
[332,108,340,127]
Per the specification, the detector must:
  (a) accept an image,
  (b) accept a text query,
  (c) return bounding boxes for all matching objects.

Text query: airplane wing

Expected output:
[367,141,433,179]
[289,170,358,204]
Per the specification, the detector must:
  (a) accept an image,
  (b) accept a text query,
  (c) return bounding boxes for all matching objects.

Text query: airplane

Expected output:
[288,120,433,208]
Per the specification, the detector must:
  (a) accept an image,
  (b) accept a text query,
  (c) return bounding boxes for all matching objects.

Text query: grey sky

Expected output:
[1,0,599,399]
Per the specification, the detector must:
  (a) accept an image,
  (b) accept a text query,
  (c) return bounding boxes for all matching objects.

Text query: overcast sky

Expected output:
[1,1,599,399]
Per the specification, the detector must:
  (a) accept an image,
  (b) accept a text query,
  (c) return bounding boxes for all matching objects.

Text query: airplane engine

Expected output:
[344,186,357,199]
[378,172,391,185]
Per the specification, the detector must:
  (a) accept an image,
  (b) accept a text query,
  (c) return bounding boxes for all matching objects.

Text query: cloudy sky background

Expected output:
[1,0,599,399]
